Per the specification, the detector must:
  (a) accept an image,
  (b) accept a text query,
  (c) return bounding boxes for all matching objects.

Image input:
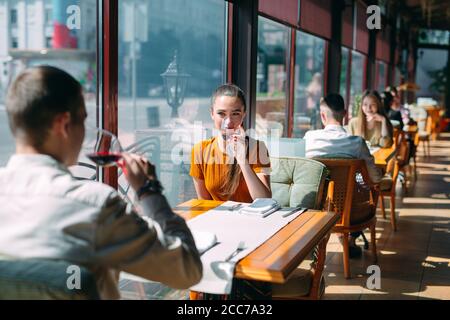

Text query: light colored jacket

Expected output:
[305,125,383,183]
[0,154,202,299]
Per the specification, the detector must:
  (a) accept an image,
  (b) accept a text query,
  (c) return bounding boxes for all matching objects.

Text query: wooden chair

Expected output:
[272,180,335,301]
[425,107,442,141]
[397,131,413,189]
[314,159,379,279]
[379,131,410,231]
[270,157,331,300]
[379,158,400,231]
[418,116,433,157]
[393,128,401,147]
[407,126,420,180]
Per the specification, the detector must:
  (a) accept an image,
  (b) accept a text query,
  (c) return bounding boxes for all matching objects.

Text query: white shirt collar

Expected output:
[324,124,346,131]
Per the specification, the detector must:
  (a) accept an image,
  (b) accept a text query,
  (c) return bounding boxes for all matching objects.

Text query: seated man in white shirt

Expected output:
[0,66,202,299]
[305,93,383,182]
[304,93,383,258]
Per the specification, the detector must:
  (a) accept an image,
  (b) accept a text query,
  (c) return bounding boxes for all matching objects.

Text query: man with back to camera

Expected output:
[0,66,202,299]
[304,93,385,258]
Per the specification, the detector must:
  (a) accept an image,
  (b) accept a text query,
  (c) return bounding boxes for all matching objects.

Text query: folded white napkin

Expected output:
[239,198,280,217]
[192,231,218,255]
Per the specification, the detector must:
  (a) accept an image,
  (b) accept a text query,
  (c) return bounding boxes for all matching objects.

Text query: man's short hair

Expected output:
[320,93,346,122]
[6,66,84,148]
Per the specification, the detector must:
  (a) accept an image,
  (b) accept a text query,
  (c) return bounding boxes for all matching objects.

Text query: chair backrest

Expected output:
[395,131,411,168]
[425,115,433,135]
[0,259,100,300]
[270,157,328,209]
[313,158,378,227]
[393,128,401,147]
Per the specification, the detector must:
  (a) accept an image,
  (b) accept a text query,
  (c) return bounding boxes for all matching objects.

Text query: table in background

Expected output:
[372,145,396,170]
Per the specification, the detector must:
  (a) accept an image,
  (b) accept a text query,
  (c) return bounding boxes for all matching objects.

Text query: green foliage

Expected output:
[428,65,448,95]
[352,94,362,118]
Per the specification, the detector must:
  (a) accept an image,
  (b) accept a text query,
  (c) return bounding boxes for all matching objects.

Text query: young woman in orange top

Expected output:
[190,84,271,202]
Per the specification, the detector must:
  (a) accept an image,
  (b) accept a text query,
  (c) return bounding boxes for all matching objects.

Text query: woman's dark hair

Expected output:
[385,85,398,96]
[211,84,247,199]
[6,66,84,148]
[381,91,394,112]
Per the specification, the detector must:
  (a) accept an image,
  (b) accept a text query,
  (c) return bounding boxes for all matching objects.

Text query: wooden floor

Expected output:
[119,133,450,300]
[323,133,450,300]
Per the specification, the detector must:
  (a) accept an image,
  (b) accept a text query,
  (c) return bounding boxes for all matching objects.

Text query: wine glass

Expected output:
[221,117,242,156]
[82,126,125,171]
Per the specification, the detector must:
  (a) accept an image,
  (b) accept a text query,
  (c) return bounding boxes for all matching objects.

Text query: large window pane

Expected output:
[376,60,386,93]
[118,0,227,206]
[416,48,449,103]
[0,0,98,171]
[256,16,289,139]
[292,31,325,137]
[349,51,365,118]
[340,47,350,107]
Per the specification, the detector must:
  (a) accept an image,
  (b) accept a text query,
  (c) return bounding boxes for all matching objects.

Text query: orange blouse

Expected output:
[190,137,271,203]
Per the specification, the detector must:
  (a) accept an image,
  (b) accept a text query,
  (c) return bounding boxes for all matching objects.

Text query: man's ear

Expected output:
[52,112,72,139]
[320,109,327,123]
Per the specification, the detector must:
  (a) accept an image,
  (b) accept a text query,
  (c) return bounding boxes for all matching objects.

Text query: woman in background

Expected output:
[190,84,271,202]
[386,85,412,126]
[382,91,404,130]
[349,90,393,148]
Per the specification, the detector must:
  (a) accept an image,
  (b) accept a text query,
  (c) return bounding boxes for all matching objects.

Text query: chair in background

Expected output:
[418,116,433,157]
[0,259,99,300]
[270,157,331,300]
[425,106,443,141]
[405,125,420,179]
[393,127,401,147]
[378,132,410,231]
[379,155,400,231]
[313,159,379,279]
[397,131,413,190]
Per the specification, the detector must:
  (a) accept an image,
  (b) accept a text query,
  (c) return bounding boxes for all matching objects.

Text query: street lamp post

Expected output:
[161,52,190,118]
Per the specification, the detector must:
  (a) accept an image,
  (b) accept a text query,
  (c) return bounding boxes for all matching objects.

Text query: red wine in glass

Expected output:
[83,127,127,175]
[87,152,122,167]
